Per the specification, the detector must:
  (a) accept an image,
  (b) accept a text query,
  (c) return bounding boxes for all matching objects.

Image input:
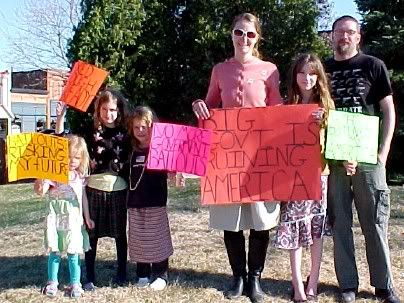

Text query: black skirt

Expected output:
[86,187,127,238]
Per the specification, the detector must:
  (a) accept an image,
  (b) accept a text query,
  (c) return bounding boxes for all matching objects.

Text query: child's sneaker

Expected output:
[42,281,58,297]
[134,277,150,288]
[83,282,96,291]
[66,284,84,298]
[149,277,167,291]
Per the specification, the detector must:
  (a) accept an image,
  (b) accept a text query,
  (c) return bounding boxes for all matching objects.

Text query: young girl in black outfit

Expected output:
[124,106,174,291]
[84,88,130,290]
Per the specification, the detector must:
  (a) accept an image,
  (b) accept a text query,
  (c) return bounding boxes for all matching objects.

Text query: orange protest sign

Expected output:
[60,60,108,112]
[200,105,322,205]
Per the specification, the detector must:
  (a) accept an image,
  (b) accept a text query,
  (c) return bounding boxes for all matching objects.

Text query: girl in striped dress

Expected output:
[123,106,175,291]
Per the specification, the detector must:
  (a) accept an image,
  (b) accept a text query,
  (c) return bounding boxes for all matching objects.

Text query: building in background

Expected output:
[0,68,67,184]
[0,71,14,139]
[0,71,13,184]
[10,69,68,133]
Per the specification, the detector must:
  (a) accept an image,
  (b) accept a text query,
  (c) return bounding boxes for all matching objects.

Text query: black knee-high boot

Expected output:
[223,230,247,299]
[247,229,269,303]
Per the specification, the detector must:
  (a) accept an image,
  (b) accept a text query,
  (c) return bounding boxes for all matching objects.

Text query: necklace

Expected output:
[129,151,147,191]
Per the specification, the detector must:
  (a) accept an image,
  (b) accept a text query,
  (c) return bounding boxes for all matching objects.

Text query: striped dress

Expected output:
[125,149,173,263]
[128,207,173,263]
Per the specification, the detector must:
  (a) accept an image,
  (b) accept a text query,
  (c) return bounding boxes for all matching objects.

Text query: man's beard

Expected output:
[335,43,356,57]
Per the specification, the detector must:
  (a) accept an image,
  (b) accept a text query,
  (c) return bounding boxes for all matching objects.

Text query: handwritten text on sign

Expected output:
[60,60,108,112]
[200,105,322,205]
[147,123,212,176]
[325,110,379,164]
[7,133,69,183]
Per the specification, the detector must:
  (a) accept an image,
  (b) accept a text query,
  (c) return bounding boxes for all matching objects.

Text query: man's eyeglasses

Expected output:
[232,29,257,39]
[333,29,357,36]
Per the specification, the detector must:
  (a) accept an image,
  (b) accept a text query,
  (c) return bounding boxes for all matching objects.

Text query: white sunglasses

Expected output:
[232,29,257,39]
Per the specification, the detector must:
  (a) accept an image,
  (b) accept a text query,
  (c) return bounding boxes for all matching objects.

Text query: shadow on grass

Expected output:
[317,285,375,301]
[168,268,357,301]
[168,268,295,300]
[0,257,374,302]
[0,257,234,291]
[0,256,136,291]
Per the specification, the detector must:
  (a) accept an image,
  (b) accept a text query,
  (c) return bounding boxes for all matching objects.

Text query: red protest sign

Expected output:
[60,61,108,112]
[200,104,322,205]
[147,123,212,176]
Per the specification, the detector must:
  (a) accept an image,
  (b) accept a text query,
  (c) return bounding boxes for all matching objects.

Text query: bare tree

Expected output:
[317,0,334,30]
[4,0,80,70]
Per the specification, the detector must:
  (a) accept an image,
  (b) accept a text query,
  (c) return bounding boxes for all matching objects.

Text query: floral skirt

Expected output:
[273,175,330,249]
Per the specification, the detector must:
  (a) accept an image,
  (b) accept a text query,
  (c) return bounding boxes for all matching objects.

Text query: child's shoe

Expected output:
[42,281,58,297]
[83,282,96,291]
[150,277,167,291]
[66,284,84,298]
[134,277,150,288]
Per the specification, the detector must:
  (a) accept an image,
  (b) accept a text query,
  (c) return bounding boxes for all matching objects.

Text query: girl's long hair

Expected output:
[127,106,158,150]
[287,53,335,127]
[68,134,90,176]
[93,88,129,130]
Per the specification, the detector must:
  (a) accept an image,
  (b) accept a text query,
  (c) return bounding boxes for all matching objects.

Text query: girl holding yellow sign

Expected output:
[34,135,94,298]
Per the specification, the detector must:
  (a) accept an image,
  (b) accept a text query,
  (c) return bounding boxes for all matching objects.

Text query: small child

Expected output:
[34,135,94,298]
[123,106,178,291]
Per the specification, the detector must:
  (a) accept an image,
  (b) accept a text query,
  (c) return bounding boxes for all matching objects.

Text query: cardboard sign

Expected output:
[325,110,379,164]
[200,105,322,205]
[7,133,69,183]
[60,60,108,112]
[147,123,212,176]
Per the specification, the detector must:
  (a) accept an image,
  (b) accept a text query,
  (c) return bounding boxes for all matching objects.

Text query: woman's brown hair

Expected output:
[93,88,129,130]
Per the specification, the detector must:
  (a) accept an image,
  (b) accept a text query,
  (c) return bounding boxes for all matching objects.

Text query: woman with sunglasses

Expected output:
[192,13,282,303]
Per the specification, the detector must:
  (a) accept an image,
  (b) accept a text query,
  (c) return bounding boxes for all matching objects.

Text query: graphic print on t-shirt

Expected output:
[329,68,366,113]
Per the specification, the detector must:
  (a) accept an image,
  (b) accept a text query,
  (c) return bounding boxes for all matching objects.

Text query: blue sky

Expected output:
[0,0,24,70]
[0,1,361,71]
[333,1,361,21]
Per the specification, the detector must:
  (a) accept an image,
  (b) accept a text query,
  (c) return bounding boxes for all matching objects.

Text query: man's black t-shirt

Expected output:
[325,53,392,116]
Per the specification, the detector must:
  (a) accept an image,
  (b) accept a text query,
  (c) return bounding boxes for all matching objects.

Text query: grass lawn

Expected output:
[0,180,402,302]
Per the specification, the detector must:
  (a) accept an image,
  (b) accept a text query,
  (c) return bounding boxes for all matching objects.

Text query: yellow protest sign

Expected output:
[7,133,69,183]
